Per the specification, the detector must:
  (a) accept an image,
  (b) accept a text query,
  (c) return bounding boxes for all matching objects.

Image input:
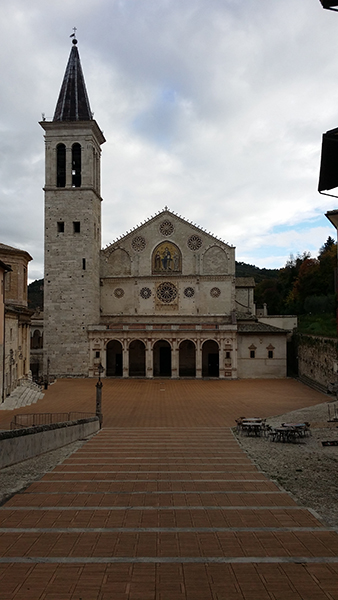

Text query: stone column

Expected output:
[232,334,238,379]
[123,340,129,378]
[66,147,72,187]
[171,339,179,379]
[146,338,153,378]
[196,339,202,378]
[219,338,225,379]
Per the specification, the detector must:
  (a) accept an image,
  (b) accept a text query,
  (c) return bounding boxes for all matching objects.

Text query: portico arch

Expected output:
[179,340,196,377]
[202,339,219,377]
[129,339,146,377]
[106,340,123,376]
[153,340,172,377]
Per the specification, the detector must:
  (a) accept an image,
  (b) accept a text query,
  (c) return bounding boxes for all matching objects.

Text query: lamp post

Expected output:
[96,363,104,428]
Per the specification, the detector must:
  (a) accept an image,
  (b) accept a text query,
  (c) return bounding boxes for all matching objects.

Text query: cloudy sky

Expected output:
[1,0,338,282]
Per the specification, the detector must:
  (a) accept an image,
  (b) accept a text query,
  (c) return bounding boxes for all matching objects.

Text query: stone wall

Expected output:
[297,334,338,391]
[0,417,99,469]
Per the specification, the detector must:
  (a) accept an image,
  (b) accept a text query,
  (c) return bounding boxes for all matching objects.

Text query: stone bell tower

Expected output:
[40,38,105,377]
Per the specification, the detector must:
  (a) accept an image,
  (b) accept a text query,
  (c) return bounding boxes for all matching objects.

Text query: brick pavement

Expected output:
[0,379,338,599]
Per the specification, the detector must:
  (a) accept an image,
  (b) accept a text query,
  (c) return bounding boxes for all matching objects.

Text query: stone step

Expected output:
[0,383,44,411]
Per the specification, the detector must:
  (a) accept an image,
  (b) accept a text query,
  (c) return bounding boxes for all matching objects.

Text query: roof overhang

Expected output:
[325,209,338,230]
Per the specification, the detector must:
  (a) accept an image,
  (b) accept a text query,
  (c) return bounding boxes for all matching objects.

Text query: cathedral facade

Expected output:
[41,41,288,380]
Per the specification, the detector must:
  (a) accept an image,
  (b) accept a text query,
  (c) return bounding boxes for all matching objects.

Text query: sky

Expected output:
[1,0,338,282]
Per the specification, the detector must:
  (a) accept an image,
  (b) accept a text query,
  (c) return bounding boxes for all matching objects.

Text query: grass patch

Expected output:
[298,314,337,338]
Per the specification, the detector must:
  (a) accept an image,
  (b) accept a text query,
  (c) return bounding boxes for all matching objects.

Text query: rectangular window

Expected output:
[250,350,255,359]
[225,351,231,359]
[268,350,274,359]
[82,258,86,270]
[73,221,80,233]
[57,222,64,233]
[95,351,100,359]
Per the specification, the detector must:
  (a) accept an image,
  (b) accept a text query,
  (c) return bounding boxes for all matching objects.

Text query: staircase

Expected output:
[0,380,44,411]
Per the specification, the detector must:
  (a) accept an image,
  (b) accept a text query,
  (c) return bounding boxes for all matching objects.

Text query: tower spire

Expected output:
[53,39,92,122]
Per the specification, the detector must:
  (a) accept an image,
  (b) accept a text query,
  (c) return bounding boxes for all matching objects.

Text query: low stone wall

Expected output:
[0,417,99,469]
[297,333,338,392]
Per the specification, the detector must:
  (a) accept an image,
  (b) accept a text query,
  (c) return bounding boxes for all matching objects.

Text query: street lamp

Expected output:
[319,1,338,10]
[96,363,104,428]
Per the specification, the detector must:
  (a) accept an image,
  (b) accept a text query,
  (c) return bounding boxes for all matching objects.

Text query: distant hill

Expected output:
[28,278,44,311]
[235,262,279,283]
[28,263,279,311]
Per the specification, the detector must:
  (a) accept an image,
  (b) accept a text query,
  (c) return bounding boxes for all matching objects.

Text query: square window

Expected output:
[57,222,64,233]
[73,221,80,233]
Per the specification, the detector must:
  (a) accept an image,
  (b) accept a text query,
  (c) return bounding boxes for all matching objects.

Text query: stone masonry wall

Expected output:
[297,334,338,390]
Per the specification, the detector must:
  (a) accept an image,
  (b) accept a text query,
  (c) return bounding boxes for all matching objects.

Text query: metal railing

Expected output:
[10,412,95,430]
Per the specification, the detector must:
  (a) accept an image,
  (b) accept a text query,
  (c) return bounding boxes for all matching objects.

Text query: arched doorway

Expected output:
[179,340,196,377]
[153,340,171,377]
[202,340,219,377]
[106,340,123,376]
[129,340,146,377]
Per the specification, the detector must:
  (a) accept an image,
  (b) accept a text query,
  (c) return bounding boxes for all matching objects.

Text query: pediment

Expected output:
[102,208,233,256]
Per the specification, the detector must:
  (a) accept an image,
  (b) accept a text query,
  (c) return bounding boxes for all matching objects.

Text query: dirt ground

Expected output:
[236,400,338,528]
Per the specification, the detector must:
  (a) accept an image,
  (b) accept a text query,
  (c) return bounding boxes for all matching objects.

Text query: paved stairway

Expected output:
[0,427,337,599]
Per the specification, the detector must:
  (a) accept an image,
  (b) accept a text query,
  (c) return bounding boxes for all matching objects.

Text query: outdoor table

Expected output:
[272,426,302,443]
[281,423,310,437]
[241,421,264,436]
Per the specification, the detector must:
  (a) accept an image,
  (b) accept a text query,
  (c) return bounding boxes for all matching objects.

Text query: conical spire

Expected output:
[53,40,92,122]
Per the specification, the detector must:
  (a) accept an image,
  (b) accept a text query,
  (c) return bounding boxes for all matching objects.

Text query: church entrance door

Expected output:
[106,340,123,376]
[129,340,146,377]
[153,340,171,377]
[202,340,219,377]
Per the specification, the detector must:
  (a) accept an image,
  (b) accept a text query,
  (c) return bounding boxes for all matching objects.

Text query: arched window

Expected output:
[72,143,81,187]
[56,144,66,187]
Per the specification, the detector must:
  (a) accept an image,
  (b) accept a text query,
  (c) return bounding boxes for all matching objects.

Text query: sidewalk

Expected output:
[0,379,337,599]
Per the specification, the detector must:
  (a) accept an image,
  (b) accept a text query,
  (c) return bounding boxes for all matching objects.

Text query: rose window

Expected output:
[140,287,152,299]
[132,236,146,252]
[114,287,124,298]
[187,235,202,251]
[210,287,221,298]
[184,287,195,298]
[159,220,174,236]
[156,282,177,303]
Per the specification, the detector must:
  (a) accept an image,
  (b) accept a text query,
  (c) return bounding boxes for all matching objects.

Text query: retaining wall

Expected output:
[297,333,338,392]
[0,417,99,469]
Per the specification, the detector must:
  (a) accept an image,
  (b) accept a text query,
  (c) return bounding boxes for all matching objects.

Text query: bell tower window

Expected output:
[72,143,82,187]
[56,144,66,187]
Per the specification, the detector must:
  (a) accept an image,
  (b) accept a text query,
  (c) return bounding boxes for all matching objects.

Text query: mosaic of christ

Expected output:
[152,242,182,273]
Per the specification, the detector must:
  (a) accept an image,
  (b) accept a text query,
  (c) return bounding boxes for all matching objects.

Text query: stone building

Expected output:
[0,243,32,399]
[40,40,288,380]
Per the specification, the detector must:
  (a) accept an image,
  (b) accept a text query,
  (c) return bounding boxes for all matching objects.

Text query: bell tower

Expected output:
[40,38,105,377]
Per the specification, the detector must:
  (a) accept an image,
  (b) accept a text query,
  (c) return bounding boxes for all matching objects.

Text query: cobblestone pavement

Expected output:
[0,379,337,599]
